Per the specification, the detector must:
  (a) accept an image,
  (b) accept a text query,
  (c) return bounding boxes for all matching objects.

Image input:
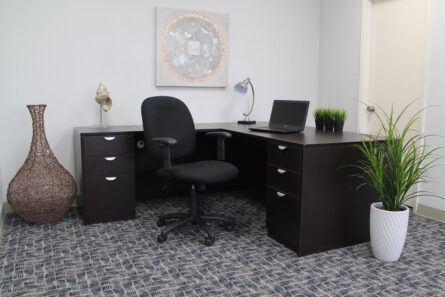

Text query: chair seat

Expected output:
[157,160,238,185]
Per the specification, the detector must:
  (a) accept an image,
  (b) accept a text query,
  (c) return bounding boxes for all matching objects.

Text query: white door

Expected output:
[358,0,430,207]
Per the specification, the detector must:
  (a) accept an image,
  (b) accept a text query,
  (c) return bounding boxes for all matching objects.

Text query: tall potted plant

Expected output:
[353,102,440,262]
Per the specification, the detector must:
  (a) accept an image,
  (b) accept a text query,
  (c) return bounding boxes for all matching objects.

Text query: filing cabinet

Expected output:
[266,141,302,252]
[80,133,135,224]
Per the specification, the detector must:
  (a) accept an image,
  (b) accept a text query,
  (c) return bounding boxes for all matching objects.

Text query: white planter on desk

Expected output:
[370,202,410,262]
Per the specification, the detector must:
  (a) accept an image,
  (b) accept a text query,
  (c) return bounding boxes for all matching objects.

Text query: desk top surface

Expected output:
[74,122,367,147]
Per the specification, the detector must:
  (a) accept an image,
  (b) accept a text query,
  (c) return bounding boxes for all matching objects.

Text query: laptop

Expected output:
[249,100,310,134]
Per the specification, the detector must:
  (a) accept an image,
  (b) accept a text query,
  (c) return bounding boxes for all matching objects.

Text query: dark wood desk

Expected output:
[74,123,377,256]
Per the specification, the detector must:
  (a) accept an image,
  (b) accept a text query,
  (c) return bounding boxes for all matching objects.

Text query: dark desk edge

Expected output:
[74,123,369,147]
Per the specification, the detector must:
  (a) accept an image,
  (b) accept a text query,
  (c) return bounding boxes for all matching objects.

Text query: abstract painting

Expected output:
[156,7,228,87]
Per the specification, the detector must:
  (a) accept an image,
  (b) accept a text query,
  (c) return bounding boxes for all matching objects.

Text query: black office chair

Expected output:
[141,96,238,246]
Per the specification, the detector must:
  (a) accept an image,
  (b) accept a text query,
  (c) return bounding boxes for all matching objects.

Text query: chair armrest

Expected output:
[205,131,232,139]
[205,131,232,161]
[152,137,178,146]
[152,137,177,169]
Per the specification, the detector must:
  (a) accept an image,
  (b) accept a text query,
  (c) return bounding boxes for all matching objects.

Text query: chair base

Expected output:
[157,185,234,246]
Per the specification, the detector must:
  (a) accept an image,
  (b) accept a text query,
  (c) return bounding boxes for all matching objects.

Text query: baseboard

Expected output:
[416,204,445,223]
[0,204,3,237]
[1,201,13,237]
[72,195,82,207]
[2,201,14,214]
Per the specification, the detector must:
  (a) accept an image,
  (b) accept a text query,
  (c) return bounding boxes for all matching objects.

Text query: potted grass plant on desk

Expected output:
[353,102,441,262]
[333,109,347,132]
[313,108,347,132]
[313,108,325,130]
[323,108,334,131]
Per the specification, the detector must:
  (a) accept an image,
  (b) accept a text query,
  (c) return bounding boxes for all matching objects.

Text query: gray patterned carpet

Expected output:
[0,190,444,297]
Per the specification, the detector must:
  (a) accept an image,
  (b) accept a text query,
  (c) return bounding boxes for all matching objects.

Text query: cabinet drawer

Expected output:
[268,141,301,171]
[82,134,134,156]
[267,165,301,196]
[266,187,300,251]
[83,174,135,223]
[83,155,135,177]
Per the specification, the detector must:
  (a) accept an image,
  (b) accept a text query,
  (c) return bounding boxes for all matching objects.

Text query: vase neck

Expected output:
[27,105,51,156]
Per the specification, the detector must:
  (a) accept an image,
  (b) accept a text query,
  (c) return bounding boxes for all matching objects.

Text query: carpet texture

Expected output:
[0,191,444,296]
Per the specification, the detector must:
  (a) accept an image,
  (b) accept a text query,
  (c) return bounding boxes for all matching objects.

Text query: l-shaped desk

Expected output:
[74,123,377,256]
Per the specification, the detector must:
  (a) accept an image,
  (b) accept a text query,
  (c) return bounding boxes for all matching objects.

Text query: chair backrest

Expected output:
[141,96,196,160]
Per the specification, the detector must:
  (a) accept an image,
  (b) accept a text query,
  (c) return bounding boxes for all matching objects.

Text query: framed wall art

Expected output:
[156,7,228,87]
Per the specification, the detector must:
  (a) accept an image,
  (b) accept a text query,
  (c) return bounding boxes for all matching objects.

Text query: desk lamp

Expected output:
[234,78,256,124]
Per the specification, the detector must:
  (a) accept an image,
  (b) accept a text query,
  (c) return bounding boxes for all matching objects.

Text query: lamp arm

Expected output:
[243,80,255,118]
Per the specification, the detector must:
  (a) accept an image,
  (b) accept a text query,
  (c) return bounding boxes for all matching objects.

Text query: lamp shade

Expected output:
[234,79,250,94]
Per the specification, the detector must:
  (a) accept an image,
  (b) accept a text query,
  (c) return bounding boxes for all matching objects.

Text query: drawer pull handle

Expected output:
[136,140,145,149]
[105,176,117,181]
[104,156,116,161]
[277,169,287,174]
[276,192,286,198]
[278,145,287,151]
[104,136,116,141]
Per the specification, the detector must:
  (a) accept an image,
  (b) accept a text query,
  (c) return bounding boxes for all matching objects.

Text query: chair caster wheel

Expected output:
[157,219,165,227]
[204,236,215,246]
[224,223,235,232]
[157,233,167,243]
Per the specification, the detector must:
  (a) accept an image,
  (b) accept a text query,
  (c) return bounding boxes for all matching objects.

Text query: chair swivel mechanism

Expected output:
[141,96,239,246]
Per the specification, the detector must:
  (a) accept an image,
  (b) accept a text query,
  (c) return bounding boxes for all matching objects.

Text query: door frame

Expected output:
[357,0,373,134]
[357,0,433,212]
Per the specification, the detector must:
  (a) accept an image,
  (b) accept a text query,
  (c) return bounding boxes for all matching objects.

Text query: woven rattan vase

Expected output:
[7,105,77,224]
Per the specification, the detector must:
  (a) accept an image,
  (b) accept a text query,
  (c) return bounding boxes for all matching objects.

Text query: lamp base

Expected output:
[238,120,256,125]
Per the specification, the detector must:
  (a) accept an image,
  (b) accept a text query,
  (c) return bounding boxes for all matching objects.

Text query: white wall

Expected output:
[420,0,445,211]
[318,0,362,132]
[0,0,320,204]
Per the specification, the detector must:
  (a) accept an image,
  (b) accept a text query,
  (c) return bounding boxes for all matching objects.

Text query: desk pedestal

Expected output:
[266,140,376,256]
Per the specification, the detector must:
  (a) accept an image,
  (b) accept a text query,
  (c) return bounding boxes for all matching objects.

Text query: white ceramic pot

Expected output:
[370,202,410,262]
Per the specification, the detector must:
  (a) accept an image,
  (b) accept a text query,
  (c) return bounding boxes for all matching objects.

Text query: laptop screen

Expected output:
[269,100,309,128]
